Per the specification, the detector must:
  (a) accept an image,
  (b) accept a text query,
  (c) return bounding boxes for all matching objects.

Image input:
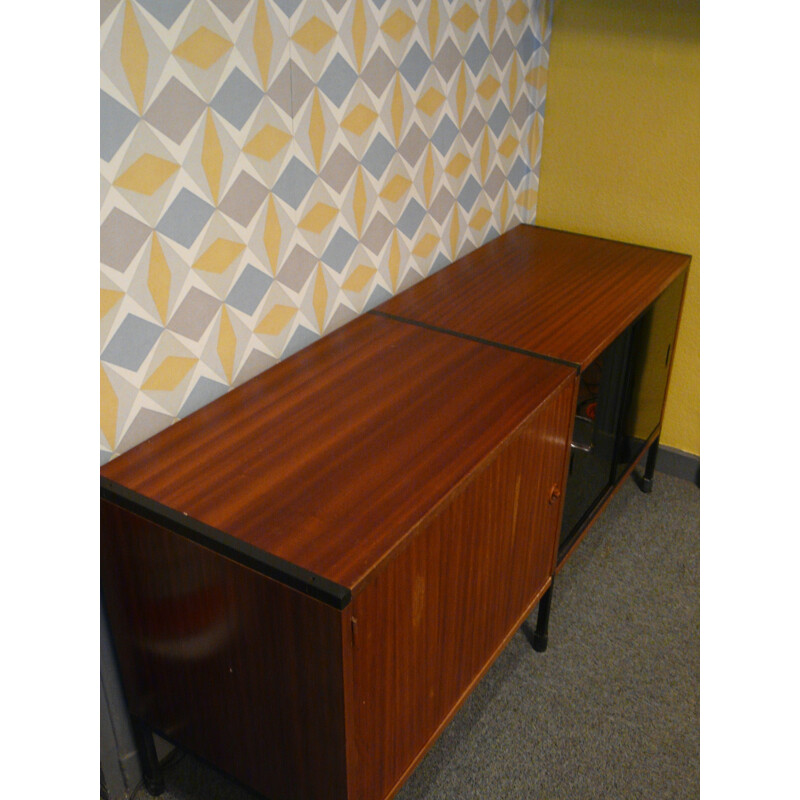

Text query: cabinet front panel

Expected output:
[101,501,349,800]
[349,382,575,800]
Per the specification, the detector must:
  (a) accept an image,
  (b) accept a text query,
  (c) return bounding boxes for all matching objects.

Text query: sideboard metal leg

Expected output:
[131,719,165,797]
[532,585,553,652]
[641,435,660,494]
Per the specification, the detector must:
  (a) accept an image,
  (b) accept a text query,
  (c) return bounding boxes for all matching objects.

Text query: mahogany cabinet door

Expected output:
[101,501,350,800]
[347,378,576,800]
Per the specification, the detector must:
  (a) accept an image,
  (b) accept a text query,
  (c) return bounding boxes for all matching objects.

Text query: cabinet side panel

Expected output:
[350,384,574,800]
[100,501,348,800]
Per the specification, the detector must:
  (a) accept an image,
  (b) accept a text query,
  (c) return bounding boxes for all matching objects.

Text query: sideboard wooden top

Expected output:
[376,224,691,369]
[101,313,574,598]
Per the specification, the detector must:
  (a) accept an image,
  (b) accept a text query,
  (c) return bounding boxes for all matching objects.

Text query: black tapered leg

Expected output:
[131,719,164,796]
[641,435,660,494]
[532,585,553,652]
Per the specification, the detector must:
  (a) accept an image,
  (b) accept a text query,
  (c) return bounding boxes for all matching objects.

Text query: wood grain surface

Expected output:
[101,500,349,800]
[101,313,574,594]
[375,224,690,369]
[349,381,576,800]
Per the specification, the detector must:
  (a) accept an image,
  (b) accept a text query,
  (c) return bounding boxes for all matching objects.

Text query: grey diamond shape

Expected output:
[512,96,534,129]
[518,28,538,63]
[434,39,461,81]
[102,314,162,371]
[429,186,455,224]
[364,283,393,312]
[361,213,393,254]
[461,107,485,146]
[210,0,248,22]
[397,199,426,238]
[485,165,505,199]
[431,115,458,155]
[272,157,316,209]
[318,54,358,107]
[399,43,431,90]
[288,61,314,114]
[156,189,214,247]
[273,0,302,18]
[137,0,191,28]
[101,91,138,161]
[267,62,294,115]
[278,245,317,292]
[168,287,221,341]
[465,34,490,76]
[507,156,531,189]
[283,325,319,359]
[362,50,394,98]
[144,78,205,145]
[180,377,229,418]
[320,145,359,193]
[492,31,514,68]
[211,68,262,130]
[361,134,395,179]
[430,251,451,274]
[321,228,358,273]
[457,176,482,211]
[101,209,150,272]
[488,101,510,137]
[219,172,268,226]
[399,124,428,166]
[226,264,272,315]
[325,0,348,11]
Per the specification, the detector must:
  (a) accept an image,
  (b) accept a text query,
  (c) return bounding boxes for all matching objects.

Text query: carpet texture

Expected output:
[138,471,699,800]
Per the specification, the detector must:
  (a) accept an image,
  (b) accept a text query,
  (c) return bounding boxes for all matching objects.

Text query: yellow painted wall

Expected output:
[536,0,699,455]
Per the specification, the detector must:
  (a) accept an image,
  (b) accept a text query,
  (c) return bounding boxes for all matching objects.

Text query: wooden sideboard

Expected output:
[100,224,690,800]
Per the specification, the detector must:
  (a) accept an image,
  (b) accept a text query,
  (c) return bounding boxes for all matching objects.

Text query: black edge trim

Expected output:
[370,309,581,373]
[101,478,352,610]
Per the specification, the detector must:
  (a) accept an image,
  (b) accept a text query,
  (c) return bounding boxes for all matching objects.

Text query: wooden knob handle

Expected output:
[549,484,561,505]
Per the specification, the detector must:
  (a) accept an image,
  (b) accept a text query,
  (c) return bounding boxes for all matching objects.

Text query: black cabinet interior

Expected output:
[559,272,686,562]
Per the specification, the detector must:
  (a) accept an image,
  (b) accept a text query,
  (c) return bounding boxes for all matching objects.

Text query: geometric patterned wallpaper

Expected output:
[100,0,552,463]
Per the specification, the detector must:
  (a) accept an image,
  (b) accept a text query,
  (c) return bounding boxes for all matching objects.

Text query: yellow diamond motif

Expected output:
[412,233,439,258]
[142,356,198,392]
[508,0,529,25]
[342,104,377,136]
[293,16,336,54]
[381,10,414,42]
[478,75,500,100]
[313,266,328,332]
[300,203,338,234]
[121,1,148,113]
[173,26,232,70]
[452,4,478,32]
[470,207,492,230]
[217,307,236,384]
[379,175,412,203]
[499,135,519,158]
[517,188,538,210]
[417,88,445,116]
[342,264,376,293]
[193,239,245,274]
[114,154,179,196]
[445,153,470,177]
[100,289,123,318]
[256,304,297,336]
[100,366,118,450]
[526,65,548,90]
[244,124,292,161]
[202,111,223,203]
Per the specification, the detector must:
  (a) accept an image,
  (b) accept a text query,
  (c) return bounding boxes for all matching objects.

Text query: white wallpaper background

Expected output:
[100,0,552,463]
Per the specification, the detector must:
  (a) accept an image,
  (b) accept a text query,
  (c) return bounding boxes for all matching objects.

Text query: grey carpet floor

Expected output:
[140,471,699,800]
